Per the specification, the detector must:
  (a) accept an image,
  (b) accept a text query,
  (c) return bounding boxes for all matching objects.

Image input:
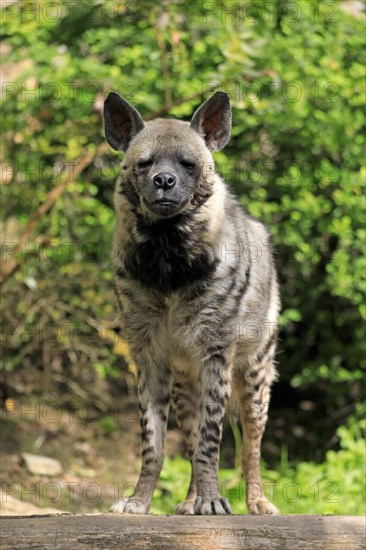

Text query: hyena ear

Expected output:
[103,92,144,152]
[190,91,231,152]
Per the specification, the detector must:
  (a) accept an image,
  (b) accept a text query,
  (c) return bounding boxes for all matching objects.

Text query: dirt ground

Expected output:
[0,358,186,515]
[0,396,187,515]
[0,349,326,515]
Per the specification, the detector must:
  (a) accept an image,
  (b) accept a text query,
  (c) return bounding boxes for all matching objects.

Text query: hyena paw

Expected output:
[194,496,232,515]
[110,497,149,514]
[175,498,195,515]
[247,497,279,515]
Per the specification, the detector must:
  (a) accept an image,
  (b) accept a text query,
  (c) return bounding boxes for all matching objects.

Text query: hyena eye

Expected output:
[180,160,195,169]
[138,159,153,169]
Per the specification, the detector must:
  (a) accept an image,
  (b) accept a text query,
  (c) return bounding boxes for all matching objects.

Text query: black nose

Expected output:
[153,172,176,190]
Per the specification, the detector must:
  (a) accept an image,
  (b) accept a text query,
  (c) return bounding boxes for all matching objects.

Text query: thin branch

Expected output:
[156,30,172,109]
[1,142,107,285]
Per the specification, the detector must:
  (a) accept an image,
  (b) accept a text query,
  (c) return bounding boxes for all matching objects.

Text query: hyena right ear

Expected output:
[104,92,144,151]
[190,91,231,152]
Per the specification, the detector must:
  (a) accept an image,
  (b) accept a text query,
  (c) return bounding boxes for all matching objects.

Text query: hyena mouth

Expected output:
[154,199,177,205]
[147,198,189,217]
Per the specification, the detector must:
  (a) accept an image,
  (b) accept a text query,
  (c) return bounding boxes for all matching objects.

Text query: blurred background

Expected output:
[1,0,365,515]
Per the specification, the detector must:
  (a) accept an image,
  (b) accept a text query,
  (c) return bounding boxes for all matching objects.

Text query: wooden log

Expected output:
[0,514,365,549]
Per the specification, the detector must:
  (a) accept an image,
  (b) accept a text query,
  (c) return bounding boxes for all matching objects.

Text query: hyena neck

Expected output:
[122,210,219,293]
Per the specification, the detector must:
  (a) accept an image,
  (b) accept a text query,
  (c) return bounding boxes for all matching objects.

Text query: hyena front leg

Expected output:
[171,378,200,514]
[110,363,171,514]
[239,359,279,515]
[193,359,232,515]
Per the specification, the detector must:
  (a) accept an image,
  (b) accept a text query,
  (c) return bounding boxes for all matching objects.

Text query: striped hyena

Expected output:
[104,91,280,515]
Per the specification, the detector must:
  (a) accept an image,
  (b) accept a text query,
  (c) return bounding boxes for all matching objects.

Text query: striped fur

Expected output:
[104,92,280,515]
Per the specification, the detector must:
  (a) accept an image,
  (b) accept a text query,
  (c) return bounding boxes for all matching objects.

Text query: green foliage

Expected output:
[97,414,119,435]
[152,408,366,515]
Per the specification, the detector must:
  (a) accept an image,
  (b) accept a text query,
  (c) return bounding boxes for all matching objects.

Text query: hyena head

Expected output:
[103,91,231,218]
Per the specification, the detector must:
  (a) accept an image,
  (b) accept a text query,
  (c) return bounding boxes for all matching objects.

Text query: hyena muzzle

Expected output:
[104,91,280,515]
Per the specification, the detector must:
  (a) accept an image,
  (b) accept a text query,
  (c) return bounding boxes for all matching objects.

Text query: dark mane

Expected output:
[123,213,218,292]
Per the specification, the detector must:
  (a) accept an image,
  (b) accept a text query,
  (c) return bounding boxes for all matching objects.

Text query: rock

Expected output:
[0,491,65,516]
[21,453,63,476]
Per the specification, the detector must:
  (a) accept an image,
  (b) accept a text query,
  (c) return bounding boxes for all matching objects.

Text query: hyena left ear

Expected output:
[190,91,231,152]
[103,92,144,152]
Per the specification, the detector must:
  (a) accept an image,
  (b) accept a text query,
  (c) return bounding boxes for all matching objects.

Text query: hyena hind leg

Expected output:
[238,360,279,515]
[171,378,200,515]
